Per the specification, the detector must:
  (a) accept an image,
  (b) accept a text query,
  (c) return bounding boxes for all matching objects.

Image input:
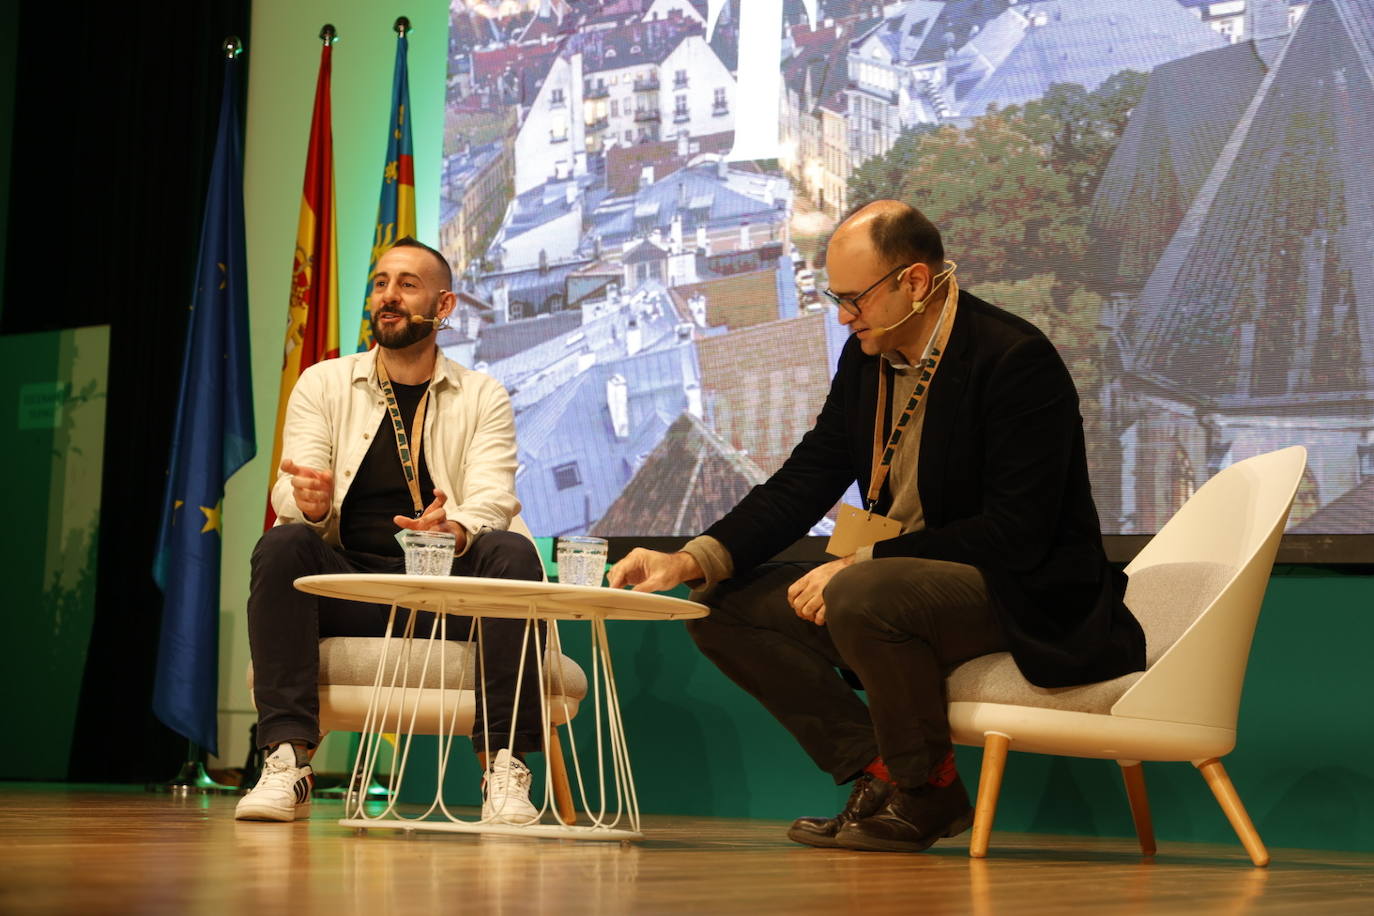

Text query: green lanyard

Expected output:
[375,355,430,517]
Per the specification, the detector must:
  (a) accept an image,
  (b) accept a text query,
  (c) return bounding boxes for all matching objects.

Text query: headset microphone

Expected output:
[870,261,956,333]
[872,303,924,334]
[407,314,442,326]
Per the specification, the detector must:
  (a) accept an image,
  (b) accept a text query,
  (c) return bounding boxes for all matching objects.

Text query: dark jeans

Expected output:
[687,557,1005,788]
[248,524,546,754]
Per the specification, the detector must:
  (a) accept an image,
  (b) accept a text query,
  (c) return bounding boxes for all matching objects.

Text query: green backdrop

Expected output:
[397,564,1374,854]
[1,327,110,779]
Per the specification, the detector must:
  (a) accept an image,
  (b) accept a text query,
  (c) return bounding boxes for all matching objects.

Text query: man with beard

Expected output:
[237,238,545,825]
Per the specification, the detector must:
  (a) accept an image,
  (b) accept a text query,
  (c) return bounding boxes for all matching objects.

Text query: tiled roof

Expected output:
[483,282,683,400]
[1089,40,1268,289]
[1292,476,1374,535]
[506,181,579,236]
[571,258,622,276]
[448,91,501,115]
[581,0,651,28]
[444,142,504,195]
[788,18,843,53]
[949,0,1225,116]
[669,268,781,330]
[696,311,842,477]
[1338,0,1374,63]
[623,238,670,265]
[708,19,739,72]
[604,131,734,197]
[784,21,854,113]
[517,1,578,43]
[449,10,505,52]
[480,254,591,299]
[569,16,700,73]
[471,40,564,85]
[1123,0,1374,404]
[513,339,698,536]
[589,411,767,536]
[850,1,1010,66]
[474,311,582,364]
[591,163,787,244]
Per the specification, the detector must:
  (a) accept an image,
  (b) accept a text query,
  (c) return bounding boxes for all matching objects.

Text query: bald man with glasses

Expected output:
[610,201,1144,853]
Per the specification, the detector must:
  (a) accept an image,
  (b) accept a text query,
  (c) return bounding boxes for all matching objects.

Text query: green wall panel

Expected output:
[399,570,1374,853]
[1,326,109,779]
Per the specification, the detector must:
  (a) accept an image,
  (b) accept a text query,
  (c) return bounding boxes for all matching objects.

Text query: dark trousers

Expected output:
[248,524,546,753]
[687,557,1005,788]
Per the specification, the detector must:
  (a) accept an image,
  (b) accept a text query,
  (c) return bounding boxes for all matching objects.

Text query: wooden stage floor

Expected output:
[1,785,1371,914]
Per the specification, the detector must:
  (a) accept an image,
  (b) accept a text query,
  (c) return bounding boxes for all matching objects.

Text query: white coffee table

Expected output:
[293,574,706,841]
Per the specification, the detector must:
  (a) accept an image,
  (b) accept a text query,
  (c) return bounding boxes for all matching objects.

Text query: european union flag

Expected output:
[152,45,256,756]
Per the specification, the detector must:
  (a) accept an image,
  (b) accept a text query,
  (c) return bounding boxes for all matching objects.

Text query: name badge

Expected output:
[826,504,902,557]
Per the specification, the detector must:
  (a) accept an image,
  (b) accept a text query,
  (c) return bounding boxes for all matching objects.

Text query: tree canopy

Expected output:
[846,72,1148,288]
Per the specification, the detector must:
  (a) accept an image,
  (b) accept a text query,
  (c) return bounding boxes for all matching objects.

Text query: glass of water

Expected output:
[557,536,608,587]
[396,529,457,576]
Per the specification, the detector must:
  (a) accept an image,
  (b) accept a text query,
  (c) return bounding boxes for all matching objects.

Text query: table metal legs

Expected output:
[339,601,643,841]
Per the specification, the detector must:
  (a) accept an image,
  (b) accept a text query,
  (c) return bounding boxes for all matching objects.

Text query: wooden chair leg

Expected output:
[1196,757,1269,867]
[969,733,1010,858]
[1118,761,1157,856]
[548,726,576,825]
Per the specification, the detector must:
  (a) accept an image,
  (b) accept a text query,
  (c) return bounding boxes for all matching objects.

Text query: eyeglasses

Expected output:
[821,263,912,317]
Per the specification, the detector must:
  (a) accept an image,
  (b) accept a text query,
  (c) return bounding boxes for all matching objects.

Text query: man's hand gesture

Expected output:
[394,488,468,554]
[281,459,333,523]
[608,548,703,593]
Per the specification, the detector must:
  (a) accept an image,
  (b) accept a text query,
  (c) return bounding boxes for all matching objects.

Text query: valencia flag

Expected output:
[356,20,416,352]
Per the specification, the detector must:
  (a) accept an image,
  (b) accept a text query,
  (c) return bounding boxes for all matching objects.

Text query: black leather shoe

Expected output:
[786,774,896,848]
[834,775,975,853]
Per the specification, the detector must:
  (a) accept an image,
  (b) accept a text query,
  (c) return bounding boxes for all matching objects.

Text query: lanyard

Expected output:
[375,355,430,517]
[866,276,959,512]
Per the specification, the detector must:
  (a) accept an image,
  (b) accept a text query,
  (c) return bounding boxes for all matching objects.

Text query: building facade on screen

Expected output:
[438,0,1367,539]
[1092,0,1373,534]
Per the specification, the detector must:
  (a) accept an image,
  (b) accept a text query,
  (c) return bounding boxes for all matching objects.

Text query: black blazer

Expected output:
[703,290,1146,688]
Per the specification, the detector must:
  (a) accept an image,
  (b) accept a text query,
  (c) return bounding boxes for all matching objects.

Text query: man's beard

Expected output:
[371,302,438,349]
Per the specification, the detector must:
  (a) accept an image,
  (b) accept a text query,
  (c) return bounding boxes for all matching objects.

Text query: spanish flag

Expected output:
[355,19,417,352]
[265,30,340,528]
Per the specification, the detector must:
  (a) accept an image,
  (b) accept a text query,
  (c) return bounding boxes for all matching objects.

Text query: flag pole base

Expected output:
[146,760,241,795]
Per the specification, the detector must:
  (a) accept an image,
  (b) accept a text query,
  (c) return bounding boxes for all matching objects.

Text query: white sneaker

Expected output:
[482,749,540,825]
[235,743,314,822]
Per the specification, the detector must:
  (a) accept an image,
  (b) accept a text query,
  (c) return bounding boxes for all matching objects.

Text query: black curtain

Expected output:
[3,0,252,781]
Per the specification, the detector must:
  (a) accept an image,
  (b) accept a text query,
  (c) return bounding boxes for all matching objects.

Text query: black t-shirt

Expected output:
[339,380,436,557]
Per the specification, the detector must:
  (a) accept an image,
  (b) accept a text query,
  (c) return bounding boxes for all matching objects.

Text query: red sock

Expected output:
[863,756,892,784]
[928,751,958,788]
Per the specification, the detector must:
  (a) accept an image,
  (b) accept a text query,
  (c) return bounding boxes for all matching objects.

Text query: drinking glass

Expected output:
[396,529,457,576]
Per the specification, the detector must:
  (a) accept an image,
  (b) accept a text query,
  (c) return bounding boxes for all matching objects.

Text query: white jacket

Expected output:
[272,347,520,553]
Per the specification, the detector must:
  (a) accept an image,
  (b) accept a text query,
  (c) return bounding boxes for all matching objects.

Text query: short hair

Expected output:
[846,201,945,272]
[389,236,453,290]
